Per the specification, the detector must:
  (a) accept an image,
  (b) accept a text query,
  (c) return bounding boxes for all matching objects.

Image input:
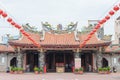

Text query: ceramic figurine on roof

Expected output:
[22,23,39,33]
[41,22,53,32]
[41,22,78,34]
[66,22,78,32]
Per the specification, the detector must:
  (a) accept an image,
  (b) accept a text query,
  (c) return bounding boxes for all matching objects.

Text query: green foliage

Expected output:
[75,68,79,72]
[98,68,103,71]
[39,67,43,72]
[98,67,111,71]
[106,66,111,71]
[17,67,24,71]
[13,67,18,71]
[34,67,39,71]
[103,67,108,71]
[10,66,14,71]
[79,67,83,71]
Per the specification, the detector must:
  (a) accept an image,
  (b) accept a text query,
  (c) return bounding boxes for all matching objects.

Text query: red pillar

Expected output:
[72,66,75,72]
[44,65,46,73]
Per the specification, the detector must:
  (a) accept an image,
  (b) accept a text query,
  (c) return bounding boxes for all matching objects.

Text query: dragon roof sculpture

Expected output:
[41,22,78,34]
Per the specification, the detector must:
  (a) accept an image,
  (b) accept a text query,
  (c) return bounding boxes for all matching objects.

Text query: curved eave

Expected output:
[0,51,15,53]
[84,42,111,47]
[9,42,38,47]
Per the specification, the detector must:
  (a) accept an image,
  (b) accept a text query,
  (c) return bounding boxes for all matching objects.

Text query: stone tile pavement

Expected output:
[0,72,120,80]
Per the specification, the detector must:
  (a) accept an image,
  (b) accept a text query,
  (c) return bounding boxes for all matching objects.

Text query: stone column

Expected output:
[17,47,23,68]
[74,52,81,68]
[96,47,103,68]
[39,51,45,68]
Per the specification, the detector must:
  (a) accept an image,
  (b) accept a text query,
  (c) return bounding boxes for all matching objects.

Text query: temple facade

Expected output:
[0,22,120,72]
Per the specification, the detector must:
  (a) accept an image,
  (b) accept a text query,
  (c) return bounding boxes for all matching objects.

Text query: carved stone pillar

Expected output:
[17,47,23,68]
[39,49,45,68]
[74,52,81,68]
[96,47,103,68]
[74,52,79,58]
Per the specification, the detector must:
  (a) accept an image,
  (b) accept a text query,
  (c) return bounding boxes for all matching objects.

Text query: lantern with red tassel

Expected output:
[20,29,24,32]
[2,12,7,18]
[101,18,106,23]
[89,31,94,35]
[105,15,110,20]
[7,18,12,22]
[88,35,92,39]
[11,22,15,25]
[95,24,100,29]
[0,9,3,15]
[93,29,97,32]
[99,20,103,24]
[109,10,115,15]
[113,5,119,11]
[24,33,30,37]
[15,24,21,29]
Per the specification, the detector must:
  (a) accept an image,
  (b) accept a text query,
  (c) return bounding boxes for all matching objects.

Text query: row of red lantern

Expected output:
[80,4,120,48]
[0,9,40,48]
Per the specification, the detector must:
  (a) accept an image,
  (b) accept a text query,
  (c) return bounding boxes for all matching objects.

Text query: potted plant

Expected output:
[79,67,83,74]
[106,66,111,74]
[10,66,14,74]
[74,68,79,74]
[34,67,39,74]
[103,67,107,74]
[39,67,43,74]
[13,67,18,74]
[18,67,24,74]
[98,67,103,74]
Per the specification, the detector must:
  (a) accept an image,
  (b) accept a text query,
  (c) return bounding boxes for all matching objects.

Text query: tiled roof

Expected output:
[0,44,14,53]
[9,32,40,45]
[80,33,110,44]
[9,32,110,46]
[40,32,79,45]
[105,46,120,53]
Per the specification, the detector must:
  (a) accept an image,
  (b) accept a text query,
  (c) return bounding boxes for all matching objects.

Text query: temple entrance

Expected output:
[26,50,39,72]
[10,57,17,67]
[45,50,74,72]
[102,58,108,67]
[81,52,93,72]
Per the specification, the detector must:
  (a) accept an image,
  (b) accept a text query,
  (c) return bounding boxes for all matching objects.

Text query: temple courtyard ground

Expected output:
[0,72,120,80]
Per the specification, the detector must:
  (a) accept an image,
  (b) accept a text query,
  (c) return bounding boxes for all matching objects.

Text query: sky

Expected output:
[0,0,120,38]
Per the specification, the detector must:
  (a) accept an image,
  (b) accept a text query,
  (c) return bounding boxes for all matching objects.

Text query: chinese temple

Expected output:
[0,22,112,72]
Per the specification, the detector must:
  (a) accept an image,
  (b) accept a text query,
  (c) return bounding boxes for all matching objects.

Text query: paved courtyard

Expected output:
[0,72,120,80]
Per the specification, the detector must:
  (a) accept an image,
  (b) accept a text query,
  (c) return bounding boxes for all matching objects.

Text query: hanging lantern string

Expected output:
[0,9,41,48]
[80,3,120,48]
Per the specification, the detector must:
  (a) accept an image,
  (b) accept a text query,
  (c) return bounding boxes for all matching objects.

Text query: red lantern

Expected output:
[11,22,15,25]
[99,20,103,24]
[88,35,92,39]
[85,39,87,41]
[95,24,100,29]
[2,12,7,18]
[109,10,115,15]
[83,42,86,45]
[7,18,12,22]
[20,29,24,32]
[113,5,119,11]
[101,18,106,23]
[93,29,97,32]
[105,15,110,20]
[90,31,94,35]
[15,24,21,29]
[0,9,3,15]
[24,33,30,37]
